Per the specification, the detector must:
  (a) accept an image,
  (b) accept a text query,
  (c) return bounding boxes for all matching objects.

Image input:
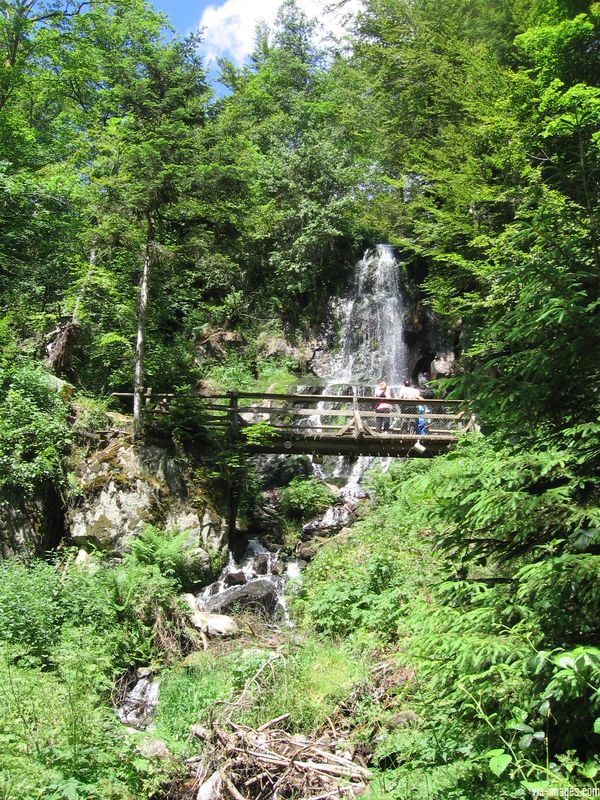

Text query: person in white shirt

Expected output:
[397,380,425,434]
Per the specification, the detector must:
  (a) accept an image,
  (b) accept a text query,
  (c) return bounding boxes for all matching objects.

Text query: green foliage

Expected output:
[298,431,600,795]
[128,524,207,591]
[240,421,277,447]
[0,364,70,494]
[0,560,63,661]
[155,639,366,752]
[280,476,337,520]
[0,555,180,671]
[238,639,367,733]
[0,553,184,799]
[153,653,236,749]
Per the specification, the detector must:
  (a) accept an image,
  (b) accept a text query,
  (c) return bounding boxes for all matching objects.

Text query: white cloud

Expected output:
[198,0,362,65]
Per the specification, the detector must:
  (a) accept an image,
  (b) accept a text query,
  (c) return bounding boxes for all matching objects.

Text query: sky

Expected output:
[151,0,361,66]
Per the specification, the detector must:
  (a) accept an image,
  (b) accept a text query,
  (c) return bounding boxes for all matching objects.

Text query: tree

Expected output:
[86,33,209,436]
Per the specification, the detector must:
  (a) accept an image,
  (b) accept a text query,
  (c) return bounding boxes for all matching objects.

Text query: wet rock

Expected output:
[296,544,316,561]
[201,578,279,615]
[254,554,269,575]
[271,560,284,576]
[302,504,353,536]
[248,497,283,540]
[224,570,246,587]
[116,673,159,729]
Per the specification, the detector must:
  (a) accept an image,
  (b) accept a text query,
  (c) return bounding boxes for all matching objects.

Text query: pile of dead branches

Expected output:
[189,714,369,800]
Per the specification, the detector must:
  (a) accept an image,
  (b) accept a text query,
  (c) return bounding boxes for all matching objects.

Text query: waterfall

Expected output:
[310,244,411,498]
[325,244,411,390]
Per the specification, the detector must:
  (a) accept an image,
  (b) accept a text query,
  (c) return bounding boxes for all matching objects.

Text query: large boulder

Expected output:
[67,441,228,579]
[191,611,240,637]
[200,578,280,615]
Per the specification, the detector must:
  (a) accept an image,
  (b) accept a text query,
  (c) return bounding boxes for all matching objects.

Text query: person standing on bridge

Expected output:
[398,379,425,434]
[375,381,393,433]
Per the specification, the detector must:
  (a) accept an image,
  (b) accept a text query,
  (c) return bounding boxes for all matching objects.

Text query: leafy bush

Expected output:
[280,477,336,520]
[0,556,180,671]
[0,561,63,661]
[0,555,184,799]
[0,640,169,800]
[0,364,71,494]
[297,434,600,795]
[128,524,206,591]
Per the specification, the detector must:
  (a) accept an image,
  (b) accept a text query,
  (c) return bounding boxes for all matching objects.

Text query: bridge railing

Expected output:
[109,390,473,442]
[191,392,473,439]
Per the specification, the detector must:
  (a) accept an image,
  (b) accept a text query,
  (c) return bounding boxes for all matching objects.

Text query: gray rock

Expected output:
[224,570,246,586]
[182,593,198,613]
[136,738,173,761]
[253,454,312,489]
[67,441,228,577]
[201,578,279,614]
[254,554,269,575]
[296,544,315,560]
[190,611,239,637]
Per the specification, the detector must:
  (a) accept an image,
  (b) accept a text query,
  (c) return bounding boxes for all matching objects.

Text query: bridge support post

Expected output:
[228,391,239,437]
[226,479,240,539]
[225,391,240,538]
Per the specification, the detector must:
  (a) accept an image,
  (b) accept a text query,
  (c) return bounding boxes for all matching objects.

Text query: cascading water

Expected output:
[310,244,412,500]
[198,539,300,622]
[325,244,411,389]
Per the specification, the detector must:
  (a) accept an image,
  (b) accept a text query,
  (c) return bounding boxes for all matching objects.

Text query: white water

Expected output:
[325,244,411,389]
[117,674,160,729]
[198,538,300,623]
[308,244,410,500]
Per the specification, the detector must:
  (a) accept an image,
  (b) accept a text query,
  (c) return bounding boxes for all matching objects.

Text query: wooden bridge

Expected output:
[192,391,473,457]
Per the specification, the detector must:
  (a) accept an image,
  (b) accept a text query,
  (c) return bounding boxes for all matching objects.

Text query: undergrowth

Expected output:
[0,551,191,799]
[296,434,600,798]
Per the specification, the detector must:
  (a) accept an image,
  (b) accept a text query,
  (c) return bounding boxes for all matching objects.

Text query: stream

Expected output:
[118,244,414,728]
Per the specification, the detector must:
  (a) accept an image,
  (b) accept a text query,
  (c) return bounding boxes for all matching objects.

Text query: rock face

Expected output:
[68,440,228,579]
[0,485,64,558]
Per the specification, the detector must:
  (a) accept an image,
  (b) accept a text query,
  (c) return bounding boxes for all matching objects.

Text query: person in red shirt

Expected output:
[374,380,393,432]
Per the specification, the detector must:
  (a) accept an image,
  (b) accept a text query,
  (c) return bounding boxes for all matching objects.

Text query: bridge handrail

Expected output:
[110,390,466,405]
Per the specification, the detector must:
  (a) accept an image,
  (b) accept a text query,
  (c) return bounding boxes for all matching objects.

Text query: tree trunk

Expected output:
[45,245,96,377]
[133,222,153,441]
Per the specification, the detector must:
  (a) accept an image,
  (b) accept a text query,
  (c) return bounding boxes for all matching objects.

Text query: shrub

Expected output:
[280,477,336,520]
[0,560,63,661]
[0,364,71,494]
[128,524,207,591]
